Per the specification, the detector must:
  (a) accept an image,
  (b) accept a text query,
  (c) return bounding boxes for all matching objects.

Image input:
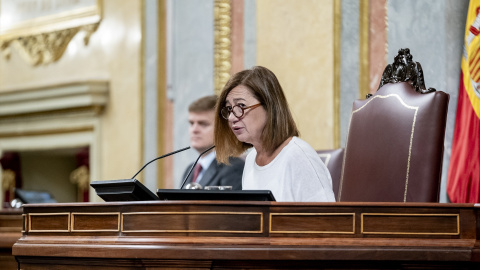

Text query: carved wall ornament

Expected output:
[214,0,232,94]
[376,48,436,96]
[70,165,90,191]
[1,169,15,192]
[0,0,102,66]
[1,169,16,202]
[1,24,98,66]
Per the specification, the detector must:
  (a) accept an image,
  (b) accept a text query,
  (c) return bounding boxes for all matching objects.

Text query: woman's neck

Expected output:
[254,136,293,166]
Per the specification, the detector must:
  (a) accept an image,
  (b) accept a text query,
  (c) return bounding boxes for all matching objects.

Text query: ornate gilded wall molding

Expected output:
[1,24,98,66]
[214,0,232,94]
[0,0,102,66]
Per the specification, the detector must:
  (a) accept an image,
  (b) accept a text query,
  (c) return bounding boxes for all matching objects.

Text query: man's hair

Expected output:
[189,95,218,112]
[214,66,299,164]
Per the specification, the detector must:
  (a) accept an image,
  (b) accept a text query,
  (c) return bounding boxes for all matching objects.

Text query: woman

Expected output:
[214,66,335,202]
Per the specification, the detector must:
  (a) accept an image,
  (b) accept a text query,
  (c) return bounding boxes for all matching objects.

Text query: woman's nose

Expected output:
[228,112,238,122]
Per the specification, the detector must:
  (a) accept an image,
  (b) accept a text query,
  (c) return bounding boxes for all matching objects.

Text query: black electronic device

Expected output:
[156,189,276,201]
[90,179,159,202]
[91,146,191,202]
[14,188,57,204]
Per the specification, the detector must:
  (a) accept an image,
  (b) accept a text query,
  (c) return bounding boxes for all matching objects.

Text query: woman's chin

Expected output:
[234,134,248,143]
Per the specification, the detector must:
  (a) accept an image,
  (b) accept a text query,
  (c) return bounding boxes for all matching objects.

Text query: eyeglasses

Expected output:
[221,103,262,120]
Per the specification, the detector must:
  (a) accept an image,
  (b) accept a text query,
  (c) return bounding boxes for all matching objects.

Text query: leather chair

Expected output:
[339,48,449,202]
[317,148,344,200]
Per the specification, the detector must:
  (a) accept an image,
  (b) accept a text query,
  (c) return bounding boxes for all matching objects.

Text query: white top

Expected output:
[242,137,335,202]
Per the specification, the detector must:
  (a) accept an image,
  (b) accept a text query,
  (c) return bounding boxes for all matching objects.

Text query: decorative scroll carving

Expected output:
[377,48,436,96]
[1,169,16,200]
[70,165,90,202]
[70,165,90,191]
[0,24,98,66]
[0,0,102,66]
[214,0,232,94]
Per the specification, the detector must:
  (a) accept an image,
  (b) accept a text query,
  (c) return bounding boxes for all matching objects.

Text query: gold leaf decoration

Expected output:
[70,165,90,191]
[0,23,98,66]
[214,0,232,94]
[1,169,16,192]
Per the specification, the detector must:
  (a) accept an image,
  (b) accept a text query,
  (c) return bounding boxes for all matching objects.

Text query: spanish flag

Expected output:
[447,0,480,203]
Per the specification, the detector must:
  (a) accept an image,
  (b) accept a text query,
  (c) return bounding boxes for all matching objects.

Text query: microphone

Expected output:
[131,146,190,179]
[180,145,215,189]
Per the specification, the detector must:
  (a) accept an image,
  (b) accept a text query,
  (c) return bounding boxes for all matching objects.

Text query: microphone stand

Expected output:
[131,146,190,179]
[180,145,216,189]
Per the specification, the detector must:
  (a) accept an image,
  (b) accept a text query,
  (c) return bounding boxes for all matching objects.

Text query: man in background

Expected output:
[182,95,244,189]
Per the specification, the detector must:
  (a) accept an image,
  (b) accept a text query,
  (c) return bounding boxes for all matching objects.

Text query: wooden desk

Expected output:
[13,201,480,269]
[0,209,23,270]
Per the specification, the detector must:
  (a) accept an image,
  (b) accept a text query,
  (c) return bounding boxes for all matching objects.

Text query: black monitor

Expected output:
[156,189,276,201]
[15,188,57,204]
[90,179,159,201]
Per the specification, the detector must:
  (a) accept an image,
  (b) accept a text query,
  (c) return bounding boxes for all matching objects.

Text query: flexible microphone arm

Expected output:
[180,145,216,189]
[131,146,190,179]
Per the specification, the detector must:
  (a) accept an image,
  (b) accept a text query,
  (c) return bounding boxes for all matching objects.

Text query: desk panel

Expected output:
[12,201,480,269]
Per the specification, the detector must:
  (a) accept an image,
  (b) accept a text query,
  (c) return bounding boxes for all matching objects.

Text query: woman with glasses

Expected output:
[214,66,335,202]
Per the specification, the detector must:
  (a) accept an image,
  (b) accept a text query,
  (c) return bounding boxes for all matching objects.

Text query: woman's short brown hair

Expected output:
[214,66,299,164]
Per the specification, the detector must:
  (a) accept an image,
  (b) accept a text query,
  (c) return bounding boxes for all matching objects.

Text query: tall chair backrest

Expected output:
[339,48,449,202]
[317,148,344,201]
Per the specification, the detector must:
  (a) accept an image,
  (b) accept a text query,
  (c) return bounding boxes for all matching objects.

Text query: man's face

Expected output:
[188,110,215,153]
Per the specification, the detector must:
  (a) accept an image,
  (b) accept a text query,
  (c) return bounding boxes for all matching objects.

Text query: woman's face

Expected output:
[224,85,267,147]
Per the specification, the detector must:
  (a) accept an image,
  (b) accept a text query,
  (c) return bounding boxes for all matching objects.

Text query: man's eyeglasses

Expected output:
[221,103,262,120]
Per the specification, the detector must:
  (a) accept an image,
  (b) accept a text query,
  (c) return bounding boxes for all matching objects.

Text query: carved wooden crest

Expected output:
[0,0,102,66]
[377,48,436,95]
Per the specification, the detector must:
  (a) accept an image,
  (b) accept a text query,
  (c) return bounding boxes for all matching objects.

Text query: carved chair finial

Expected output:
[376,48,436,95]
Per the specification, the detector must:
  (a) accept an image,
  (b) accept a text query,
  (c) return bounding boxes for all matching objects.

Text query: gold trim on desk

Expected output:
[361,213,460,235]
[269,213,355,234]
[122,211,264,233]
[23,213,27,233]
[28,212,71,233]
[71,212,120,232]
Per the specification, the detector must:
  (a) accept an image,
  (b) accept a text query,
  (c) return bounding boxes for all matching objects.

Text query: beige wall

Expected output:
[257,0,335,150]
[0,0,143,201]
